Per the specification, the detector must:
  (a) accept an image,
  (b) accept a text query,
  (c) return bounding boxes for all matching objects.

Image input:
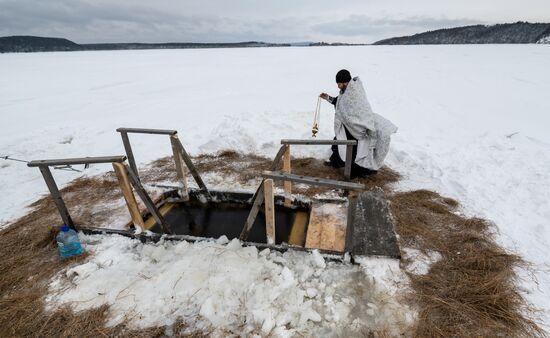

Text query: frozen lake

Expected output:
[1,45,550,325]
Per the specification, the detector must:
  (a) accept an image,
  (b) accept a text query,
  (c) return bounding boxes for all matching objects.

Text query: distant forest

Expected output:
[2,21,550,53]
[374,22,550,45]
[0,36,292,53]
[0,35,373,53]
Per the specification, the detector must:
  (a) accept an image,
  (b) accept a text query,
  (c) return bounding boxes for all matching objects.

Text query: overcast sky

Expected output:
[1,0,549,44]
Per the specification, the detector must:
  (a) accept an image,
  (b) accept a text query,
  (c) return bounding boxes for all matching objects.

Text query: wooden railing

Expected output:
[240,139,363,245]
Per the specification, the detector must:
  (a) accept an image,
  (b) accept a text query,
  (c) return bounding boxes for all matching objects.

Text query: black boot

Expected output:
[351,165,377,179]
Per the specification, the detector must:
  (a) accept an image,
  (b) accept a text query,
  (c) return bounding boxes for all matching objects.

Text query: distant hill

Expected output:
[81,41,290,51]
[374,22,550,45]
[0,36,291,53]
[309,42,368,47]
[0,36,81,52]
[0,35,372,53]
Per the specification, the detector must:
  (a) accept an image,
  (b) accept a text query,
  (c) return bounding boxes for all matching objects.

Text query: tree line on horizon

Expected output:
[1,22,549,53]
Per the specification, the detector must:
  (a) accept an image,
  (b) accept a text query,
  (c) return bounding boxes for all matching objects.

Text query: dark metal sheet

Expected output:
[348,190,401,259]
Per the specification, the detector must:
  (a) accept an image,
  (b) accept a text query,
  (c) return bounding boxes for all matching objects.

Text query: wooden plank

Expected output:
[344,144,353,180]
[283,145,292,207]
[170,135,189,201]
[125,164,172,234]
[174,138,209,195]
[28,155,126,167]
[321,218,338,251]
[263,171,365,191]
[128,194,168,229]
[239,182,265,240]
[263,179,275,245]
[305,202,347,252]
[305,207,323,249]
[288,211,309,246]
[270,145,287,170]
[120,131,139,182]
[143,202,176,230]
[281,139,357,146]
[38,165,74,228]
[113,162,145,230]
[116,127,177,135]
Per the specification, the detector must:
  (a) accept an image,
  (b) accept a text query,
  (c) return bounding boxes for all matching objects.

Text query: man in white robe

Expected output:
[320,69,397,178]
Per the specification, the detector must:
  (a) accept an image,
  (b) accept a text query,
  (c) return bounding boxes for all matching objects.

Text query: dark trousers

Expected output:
[329,126,377,178]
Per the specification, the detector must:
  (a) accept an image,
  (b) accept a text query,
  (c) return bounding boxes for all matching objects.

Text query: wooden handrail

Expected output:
[116,127,177,135]
[281,139,356,145]
[28,156,126,167]
[263,170,364,190]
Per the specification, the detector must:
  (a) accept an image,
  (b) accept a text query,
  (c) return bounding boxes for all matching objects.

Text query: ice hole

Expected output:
[144,190,311,246]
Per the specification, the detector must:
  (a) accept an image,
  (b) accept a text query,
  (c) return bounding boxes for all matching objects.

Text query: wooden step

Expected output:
[305,202,347,252]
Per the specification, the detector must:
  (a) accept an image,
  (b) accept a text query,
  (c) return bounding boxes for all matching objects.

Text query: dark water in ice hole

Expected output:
[149,202,309,245]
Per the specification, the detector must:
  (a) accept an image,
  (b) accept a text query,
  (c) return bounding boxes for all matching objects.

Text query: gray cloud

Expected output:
[313,16,481,35]
[0,0,309,42]
[311,15,482,42]
[0,0,215,42]
[0,0,548,43]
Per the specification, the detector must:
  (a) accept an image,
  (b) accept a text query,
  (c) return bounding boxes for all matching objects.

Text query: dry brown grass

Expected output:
[390,190,546,337]
[0,150,545,337]
[0,175,201,337]
[147,150,400,197]
[0,198,171,337]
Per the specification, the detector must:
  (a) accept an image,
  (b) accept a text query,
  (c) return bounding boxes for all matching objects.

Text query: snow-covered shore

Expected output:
[1,45,549,327]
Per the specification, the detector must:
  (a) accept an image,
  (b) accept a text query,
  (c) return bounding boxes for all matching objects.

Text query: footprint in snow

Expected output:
[59,136,74,145]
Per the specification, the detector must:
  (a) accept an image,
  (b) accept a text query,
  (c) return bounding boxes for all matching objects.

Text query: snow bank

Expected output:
[47,234,414,336]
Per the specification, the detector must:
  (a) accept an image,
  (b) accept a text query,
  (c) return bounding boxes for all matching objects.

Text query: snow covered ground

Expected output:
[1,45,550,330]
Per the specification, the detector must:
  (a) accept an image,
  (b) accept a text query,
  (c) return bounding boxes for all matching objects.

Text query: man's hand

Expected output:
[319,92,329,100]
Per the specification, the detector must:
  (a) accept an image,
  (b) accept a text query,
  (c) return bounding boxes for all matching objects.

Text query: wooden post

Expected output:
[283,145,292,207]
[270,145,287,170]
[263,179,276,245]
[170,135,189,201]
[120,131,139,183]
[173,138,210,196]
[38,165,74,229]
[113,162,145,230]
[239,182,265,240]
[240,143,287,241]
[344,144,353,180]
[125,164,172,235]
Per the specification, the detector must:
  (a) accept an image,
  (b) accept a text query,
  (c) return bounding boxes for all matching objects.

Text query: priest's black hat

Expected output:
[335,69,351,83]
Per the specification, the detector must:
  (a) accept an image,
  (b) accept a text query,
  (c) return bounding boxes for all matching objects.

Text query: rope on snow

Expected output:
[1,155,86,172]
